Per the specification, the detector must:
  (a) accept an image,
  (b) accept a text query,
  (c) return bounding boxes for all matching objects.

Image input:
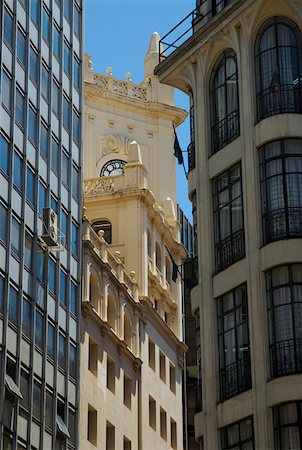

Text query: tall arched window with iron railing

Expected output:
[210,49,240,154]
[188,87,196,171]
[255,17,302,121]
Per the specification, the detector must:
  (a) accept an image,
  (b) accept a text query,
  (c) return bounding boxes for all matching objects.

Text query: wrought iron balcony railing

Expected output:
[271,338,302,378]
[215,229,245,273]
[211,109,240,154]
[188,142,196,172]
[220,353,252,401]
[257,83,302,121]
[263,207,302,245]
[159,0,234,60]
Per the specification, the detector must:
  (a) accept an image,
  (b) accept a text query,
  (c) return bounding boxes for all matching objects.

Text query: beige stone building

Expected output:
[79,34,188,450]
[156,0,302,449]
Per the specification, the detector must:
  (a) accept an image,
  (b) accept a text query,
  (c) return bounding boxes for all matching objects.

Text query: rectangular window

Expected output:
[63,42,71,76]
[45,390,53,429]
[73,110,80,144]
[69,343,76,378]
[70,280,77,315]
[38,181,47,215]
[71,222,78,255]
[62,151,69,186]
[9,285,18,325]
[29,46,38,84]
[58,333,66,371]
[42,7,50,42]
[160,408,167,441]
[41,64,50,101]
[88,336,97,375]
[221,417,254,450]
[123,372,131,410]
[16,89,25,129]
[52,80,60,116]
[63,96,70,130]
[169,363,176,394]
[26,166,35,205]
[60,270,67,305]
[0,274,4,314]
[61,209,68,246]
[213,162,245,272]
[73,57,80,90]
[11,217,21,258]
[0,135,9,175]
[22,297,31,338]
[28,106,38,145]
[148,338,155,371]
[106,421,115,450]
[17,28,26,66]
[40,123,49,160]
[24,231,33,269]
[149,396,156,430]
[74,5,81,37]
[88,405,97,446]
[33,381,42,421]
[72,164,79,199]
[20,369,30,410]
[0,203,8,243]
[47,322,55,359]
[53,25,60,59]
[48,258,56,295]
[106,355,115,394]
[171,419,177,450]
[69,409,76,447]
[159,351,166,383]
[123,437,131,450]
[30,0,39,23]
[51,137,59,173]
[35,310,44,349]
[2,71,12,111]
[13,151,23,191]
[63,0,72,22]
[4,8,14,48]
[218,284,251,401]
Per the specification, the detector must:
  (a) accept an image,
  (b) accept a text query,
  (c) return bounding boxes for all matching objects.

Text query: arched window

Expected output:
[89,273,99,311]
[124,313,132,349]
[107,295,116,331]
[210,49,240,154]
[92,220,112,244]
[155,242,162,271]
[255,17,302,121]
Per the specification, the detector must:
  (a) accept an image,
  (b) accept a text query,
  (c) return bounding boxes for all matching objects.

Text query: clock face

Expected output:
[100,159,126,177]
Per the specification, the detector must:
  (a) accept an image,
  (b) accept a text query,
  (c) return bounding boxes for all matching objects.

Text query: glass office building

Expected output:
[0,0,82,448]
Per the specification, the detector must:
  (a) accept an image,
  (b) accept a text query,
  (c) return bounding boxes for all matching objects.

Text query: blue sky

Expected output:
[84,0,195,219]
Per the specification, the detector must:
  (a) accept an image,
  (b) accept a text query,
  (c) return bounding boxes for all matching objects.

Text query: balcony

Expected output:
[159,0,235,60]
[215,229,245,273]
[220,353,251,401]
[263,207,302,245]
[188,142,196,172]
[271,339,302,378]
[257,83,302,121]
[211,109,240,155]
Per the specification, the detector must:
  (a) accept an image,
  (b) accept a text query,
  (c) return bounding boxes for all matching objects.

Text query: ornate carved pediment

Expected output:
[97,134,131,158]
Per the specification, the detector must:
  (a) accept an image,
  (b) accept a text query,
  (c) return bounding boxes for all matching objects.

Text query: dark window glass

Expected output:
[26,166,35,205]
[51,137,59,173]
[45,391,53,429]
[63,0,71,22]
[68,409,76,446]
[62,151,69,186]
[260,139,302,244]
[63,96,70,130]
[71,222,78,255]
[17,28,26,65]
[266,264,302,377]
[16,89,25,129]
[221,417,254,450]
[69,343,76,378]
[9,285,18,325]
[29,47,38,84]
[4,8,14,48]
[42,64,50,101]
[13,151,23,191]
[210,49,240,154]
[255,17,302,120]
[22,297,31,337]
[2,71,12,111]
[28,106,38,145]
[35,310,43,348]
[74,57,80,89]
[0,135,9,175]
[30,0,39,23]
[20,369,30,410]
[0,204,8,243]
[70,281,77,315]
[33,381,42,420]
[74,5,80,36]
[72,165,79,199]
[60,270,67,305]
[24,232,33,270]
[53,25,60,59]
[19,0,27,9]
[39,181,47,215]
[50,195,58,213]
[0,275,4,314]
[92,220,112,244]
[52,80,60,116]
[63,42,71,76]
[48,258,56,295]
[73,110,80,144]
[58,333,66,370]
[36,250,44,281]
[213,163,245,272]
[11,217,21,257]
[40,123,49,160]
[47,322,55,359]
[273,402,302,449]
[42,8,50,42]
[61,209,68,246]
[218,284,251,400]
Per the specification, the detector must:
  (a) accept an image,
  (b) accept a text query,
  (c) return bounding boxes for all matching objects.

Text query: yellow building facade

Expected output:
[79,33,187,450]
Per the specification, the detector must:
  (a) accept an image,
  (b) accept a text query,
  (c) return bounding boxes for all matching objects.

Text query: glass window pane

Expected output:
[29,47,38,83]
[42,65,50,100]
[70,281,77,315]
[39,182,47,215]
[33,382,42,420]
[58,334,66,370]
[35,311,44,348]
[60,270,67,305]
[13,152,23,190]
[28,107,38,145]
[42,8,50,41]
[73,111,80,144]
[69,343,76,378]
[11,218,21,257]
[45,391,53,429]
[47,322,55,359]
[48,258,56,295]
[40,123,49,160]
[9,285,18,325]
[24,232,33,269]
[51,138,59,173]
[72,165,79,198]
[0,203,8,243]
[72,222,78,255]
[26,167,35,205]
[16,90,25,128]
[0,135,9,175]
[53,25,60,58]
[52,81,60,116]
[62,152,69,186]
[17,29,26,65]
[2,71,12,111]
[63,97,70,130]
[4,9,14,47]
[22,297,31,338]
[63,42,71,75]
[0,275,4,314]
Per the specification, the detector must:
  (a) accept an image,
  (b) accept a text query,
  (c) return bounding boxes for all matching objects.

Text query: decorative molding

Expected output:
[84,177,115,196]
[97,134,131,158]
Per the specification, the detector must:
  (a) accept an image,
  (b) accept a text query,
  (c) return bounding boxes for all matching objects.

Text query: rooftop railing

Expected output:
[159,0,233,60]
